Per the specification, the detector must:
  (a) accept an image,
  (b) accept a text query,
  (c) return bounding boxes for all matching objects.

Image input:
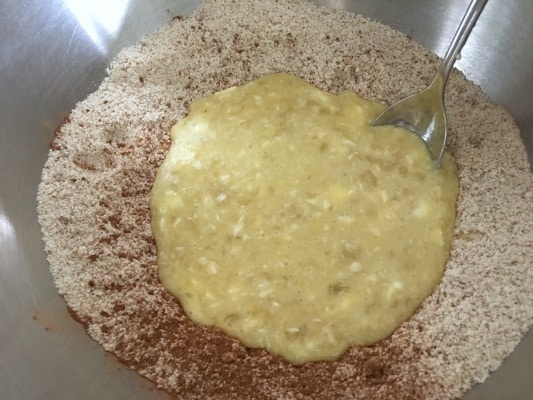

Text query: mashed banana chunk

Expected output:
[150,73,458,364]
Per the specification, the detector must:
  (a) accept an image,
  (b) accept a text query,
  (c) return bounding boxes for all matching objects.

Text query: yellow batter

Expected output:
[150,73,458,364]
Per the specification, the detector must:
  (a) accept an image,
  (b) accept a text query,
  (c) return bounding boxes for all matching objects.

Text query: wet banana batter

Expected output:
[151,73,458,364]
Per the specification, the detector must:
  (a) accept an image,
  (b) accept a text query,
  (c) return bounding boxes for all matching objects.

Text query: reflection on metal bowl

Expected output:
[0,1,531,399]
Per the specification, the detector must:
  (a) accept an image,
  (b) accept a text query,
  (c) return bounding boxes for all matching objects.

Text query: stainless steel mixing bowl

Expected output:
[1,1,531,399]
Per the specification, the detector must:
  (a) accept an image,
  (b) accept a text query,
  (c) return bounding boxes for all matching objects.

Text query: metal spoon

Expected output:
[371,0,488,167]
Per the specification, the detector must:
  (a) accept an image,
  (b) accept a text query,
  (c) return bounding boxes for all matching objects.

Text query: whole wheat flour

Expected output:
[37,0,533,399]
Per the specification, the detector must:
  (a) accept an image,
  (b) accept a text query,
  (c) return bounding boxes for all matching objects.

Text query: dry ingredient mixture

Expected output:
[37,0,533,399]
[151,73,458,365]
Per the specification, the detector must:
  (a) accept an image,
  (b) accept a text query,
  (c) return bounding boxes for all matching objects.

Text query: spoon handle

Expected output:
[438,0,489,84]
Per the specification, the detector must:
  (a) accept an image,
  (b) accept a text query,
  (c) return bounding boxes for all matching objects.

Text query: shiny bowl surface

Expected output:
[0,1,531,399]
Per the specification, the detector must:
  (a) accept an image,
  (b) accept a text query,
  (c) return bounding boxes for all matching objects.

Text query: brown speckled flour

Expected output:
[37,0,533,399]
